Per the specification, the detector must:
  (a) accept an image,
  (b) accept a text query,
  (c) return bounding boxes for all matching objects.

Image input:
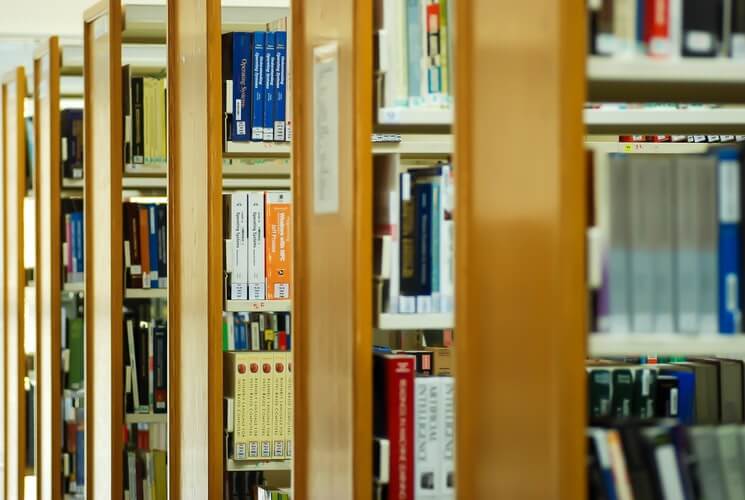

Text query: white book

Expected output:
[247,191,266,300]
[613,0,637,56]
[439,377,455,496]
[126,319,140,415]
[415,377,440,497]
[649,158,675,332]
[231,192,249,300]
[630,157,654,332]
[606,154,631,333]
[440,165,454,313]
[652,438,686,500]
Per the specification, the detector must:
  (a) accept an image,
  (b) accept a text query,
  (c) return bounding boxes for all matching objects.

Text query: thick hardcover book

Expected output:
[148,205,159,288]
[660,369,695,425]
[230,32,251,141]
[225,352,261,459]
[230,192,249,300]
[646,0,672,56]
[605,154,631,332]
[265,191,292,299]
[631,367,657,418]
[718,148,741,333]
[682,0,721,56]
[717,425,745,497]
[126,317,141,414]
[273,31,287,141]
[640,427,686,500]
[154,323,167,413]
[650,158,675,332]
[263,32,275,141]
[258,352,274,458]
[654,375,679,418]
[439,377,454,497]
[629,157,655,332]
[373,353,415,500]
[674,157,700,332]
[157,204,167,288]
[251,32,265,141]
[132,76,145,163]
[139,205,151,288]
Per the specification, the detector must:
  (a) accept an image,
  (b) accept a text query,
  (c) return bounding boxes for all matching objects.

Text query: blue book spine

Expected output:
[148,205,159,288]
[233,315,242,350]
[414,182,432,297]
[636,0,646,50]
[74,212,83,274]
[76,429,84,486]
[263,32,275,141]
[77,212,84,273]
[70,213,78,274]
[406,0,423,103]
[251,32,265,141]
[718,149,741,334]
[231,32,252,141]
[430,183,440,311]
[274,31,287,141]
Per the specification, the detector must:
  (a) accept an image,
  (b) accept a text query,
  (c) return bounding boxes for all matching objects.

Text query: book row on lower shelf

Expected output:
[124,312,167,416]
[224,191,291,301]
[374,348,454,500]
[62,199,84,285]
[124,201,168,290]
[224,472,291,500]
[224,351,293,461]
[223,311,291,352]
[62,293,85,497]
[589,146,744,335]
[374,158,454,316]
[617,134,745,145]
[61,108,83,180]
[124,423,168,500]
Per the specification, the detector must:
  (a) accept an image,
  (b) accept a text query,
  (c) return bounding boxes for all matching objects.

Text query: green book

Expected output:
[611,368,633,417]
[68,318,84,390]
[587,369,611,418]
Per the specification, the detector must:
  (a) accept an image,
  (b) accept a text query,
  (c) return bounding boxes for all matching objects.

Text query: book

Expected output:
[263,31,275,141]
[60,109,83,179]
[274,31,287,141]
[228,32,252,141]
[414,377,440,498]
[682,0,721,56]
[265,191,292,300]
[251,32,265,141]
[148,205,159,288]
[153,323,167,413]
[717,148,742,334]
[247,191,266,300]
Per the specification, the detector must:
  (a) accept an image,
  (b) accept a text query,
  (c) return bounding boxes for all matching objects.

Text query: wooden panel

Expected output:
[3,67,26,500]
[291,0,373,498]
[34,37,62,500]
[453,0,586,498]
[0,71,7,500]
[84,2,124,498]
[167,0,223,497]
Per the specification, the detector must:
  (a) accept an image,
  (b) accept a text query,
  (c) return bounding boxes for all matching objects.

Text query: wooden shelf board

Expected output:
[377,107,453,126]
[584,141,711,154]
[60,45,83,74]
[589,333,745,356]
[62,282,84,293]
[372,134,453,155]
[124,288,168,299]
[376,313,454,330]
[122,176,167,190]
[125,413,167,424]
[223,159,291,177]
[224,299,292,312]
[584,107,745,134]
[225,459,291,472]
[223,140,291,157]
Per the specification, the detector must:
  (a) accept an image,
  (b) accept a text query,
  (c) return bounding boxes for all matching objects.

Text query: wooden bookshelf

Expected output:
[124,288,167,299]
[125,412,167,425]
[33,36,64,500]
[83,2,124,497]
[2,66,27,500]
[584,107,745,134]
[224,299,292,313]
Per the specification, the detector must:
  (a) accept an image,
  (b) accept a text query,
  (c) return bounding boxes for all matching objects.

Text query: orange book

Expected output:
[139,205,151,288]
[265,192,292,300]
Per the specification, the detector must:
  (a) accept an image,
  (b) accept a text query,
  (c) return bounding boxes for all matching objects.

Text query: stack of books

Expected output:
[123,202,168,290]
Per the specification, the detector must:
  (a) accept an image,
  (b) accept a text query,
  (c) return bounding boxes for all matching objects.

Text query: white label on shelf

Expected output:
[670,388,678,416]
[313,42,340,215]
[685,30,714,54]
[93,15,108,40]
[733,35,745,59]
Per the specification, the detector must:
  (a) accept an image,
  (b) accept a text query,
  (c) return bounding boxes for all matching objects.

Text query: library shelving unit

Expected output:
[168,2,292,497]
[2,66,29,500]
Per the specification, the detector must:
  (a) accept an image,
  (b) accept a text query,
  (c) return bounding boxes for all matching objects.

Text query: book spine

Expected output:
[272,352,287,458]
[148,323,154,411]
[414,377,439,498]
[399,172,417,313]
[265,191,292,300]
[285,23,292,141]
[76,212,84,276]
[651,159,675,332]
[285,351,293,458]
[154,326,167,413]
[259,352,274,459]
[414,182,433,312]
[248,191,266,300]
[430,182,441,312]
[699,158,719,332]
[231,193,249,300]
[137,324,149,411]
[406,0,424,103]
[425,2,441,99]
[251,32,265,141]
[674,158,700,333]
[148,205,159,288]
[439,0,449,96]
[157,204,167,289]
[263,32,275,141]
[386,356,415,500]
[718,149,742,334]
[139,205,151,289]
[614,0,638,55]
[439,376,454,497]
[440,166,454,313]
[596,0,617,55]
[126,319,140,414]
[274,32,287,141]
[132,77,144,164]
[630,158,654,332]
[682,0,720,57]
[69,213,76,278]
[648,0,672,57]
[231,32,251,141]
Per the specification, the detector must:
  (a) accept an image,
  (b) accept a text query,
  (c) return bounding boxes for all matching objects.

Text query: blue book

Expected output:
[233,314,244,350]
[251,32,265,141]
[148,205,159,288]
[230,32,252,141]
[636,0,646,50]
[263,32,275,141]
[661,369,695,425]
[414,182,433,312]
[73,212,83,274]
[718,148,741,334]
[274,31,287,141]
[406,0,423,103]
[76,429,84,486]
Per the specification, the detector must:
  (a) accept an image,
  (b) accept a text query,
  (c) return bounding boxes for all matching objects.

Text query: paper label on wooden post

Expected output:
[93,15,109,39]
[313,42,340,214]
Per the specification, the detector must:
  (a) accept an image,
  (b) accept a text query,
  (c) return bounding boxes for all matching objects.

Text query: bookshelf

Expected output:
[589,334,745,357]
[584,107,745,134]
[124,288,167,300]
[375,313,453,331]
[2,66,28,500]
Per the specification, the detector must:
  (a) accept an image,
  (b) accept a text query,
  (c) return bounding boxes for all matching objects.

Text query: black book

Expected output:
[587,434,610,500]
[124,314,136,414]
[632,368,657,419]
[655,375,680,419]
[135,321,149,411]
[154,322,167,413]
[616,422,658,500]
[60,108,83,179]
[132,76,144,164]
[588,369,611,418]
[611,368,634,417]
[682,0,722,57]
[222,32,234,142]
[123,65,132,165]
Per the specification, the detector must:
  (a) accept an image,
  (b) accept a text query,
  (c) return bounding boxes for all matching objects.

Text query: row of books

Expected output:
[123,66,167,167]
[224,351,293,461]
[124,314,168,415]
[222,312,291,352]
[62,389,84,495]
[374,158,454,315]
[62,199,84,285]
[223,24,291,143]
[373,351,454,500]
[588,0,745,58]
[224,191,292,301]
[225,472,291,500]
[124,202,168,290]
[589,357,745,425]
[124,423,168,500]
[61,108,83,179]
[375,0,452,110]
[588,421,745,500]
[619,134,745,144]
[590,148,743,334]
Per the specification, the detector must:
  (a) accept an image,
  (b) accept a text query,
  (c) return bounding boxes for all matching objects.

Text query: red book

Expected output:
[138,205,150,288]
[374,353,414,500]
[647,0,671,57]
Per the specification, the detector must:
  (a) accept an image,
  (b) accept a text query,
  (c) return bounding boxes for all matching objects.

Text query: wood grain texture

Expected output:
[84,2,124,497]
[291,0,373,497]
[453,0,586,498]
[3,66,26,500]
[34,36,63,500]
[167,0,223,497]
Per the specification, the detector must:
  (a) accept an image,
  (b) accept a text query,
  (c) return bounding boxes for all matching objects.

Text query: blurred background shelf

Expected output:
[588,333,745,356]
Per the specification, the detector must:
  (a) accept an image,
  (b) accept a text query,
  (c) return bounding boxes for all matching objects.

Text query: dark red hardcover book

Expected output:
[374,353,414,500]
[124,202,143,288]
